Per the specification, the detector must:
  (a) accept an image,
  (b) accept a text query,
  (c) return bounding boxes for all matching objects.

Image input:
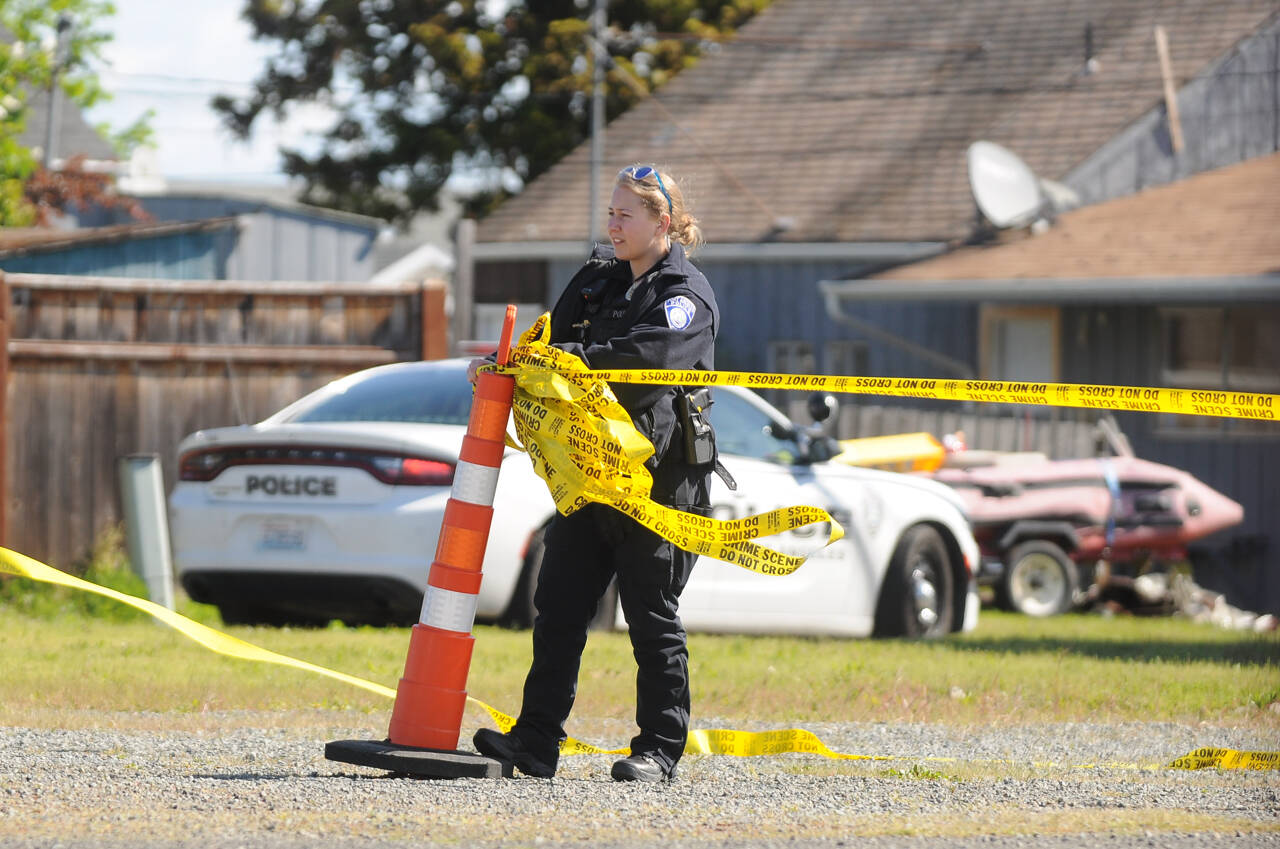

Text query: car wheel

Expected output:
[217,602,258,626]
[506,525,617,630]
[998,540,1078,617]
[217,602,329,628]
[217,602,285,627]
[874,524,954,638]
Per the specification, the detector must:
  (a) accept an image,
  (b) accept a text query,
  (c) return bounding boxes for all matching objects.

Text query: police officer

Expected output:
[471,164,718,782]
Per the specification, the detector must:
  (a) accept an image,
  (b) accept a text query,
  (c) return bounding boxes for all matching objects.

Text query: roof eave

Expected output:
[475,240,949,263]
[0,217,240,258]
[819,275,1280,304]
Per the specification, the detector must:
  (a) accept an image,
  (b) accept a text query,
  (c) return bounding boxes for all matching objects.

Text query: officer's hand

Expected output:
[466,358,487,385]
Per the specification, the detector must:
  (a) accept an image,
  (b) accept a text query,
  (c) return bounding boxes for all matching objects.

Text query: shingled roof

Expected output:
[0,28,118,164]
[871,151,1280,280]
[476,0,1278,246]
[19,92,118,164]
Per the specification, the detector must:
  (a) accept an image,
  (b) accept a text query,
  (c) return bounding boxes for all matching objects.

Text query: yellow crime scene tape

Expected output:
[583,369,1280,422]
[3,547,1276,772]
[491,314,843,578]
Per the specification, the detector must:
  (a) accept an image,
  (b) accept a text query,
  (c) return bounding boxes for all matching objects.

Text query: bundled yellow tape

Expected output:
[494,314,843,577]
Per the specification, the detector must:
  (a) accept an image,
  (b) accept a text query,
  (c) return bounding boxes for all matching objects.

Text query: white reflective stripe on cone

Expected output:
[420,585,480,633]
[451,459,501,506]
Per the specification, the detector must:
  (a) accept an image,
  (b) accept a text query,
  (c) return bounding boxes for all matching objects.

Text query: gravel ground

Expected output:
[1,714,1277,849]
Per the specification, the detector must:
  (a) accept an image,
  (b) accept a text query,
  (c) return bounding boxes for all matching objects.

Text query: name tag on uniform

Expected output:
[664,296,696,330]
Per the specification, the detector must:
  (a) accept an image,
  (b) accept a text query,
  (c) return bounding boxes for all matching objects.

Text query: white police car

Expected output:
[169,358,979,638]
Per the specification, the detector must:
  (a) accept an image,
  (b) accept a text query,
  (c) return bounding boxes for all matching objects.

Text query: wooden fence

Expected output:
[1,271,447,569]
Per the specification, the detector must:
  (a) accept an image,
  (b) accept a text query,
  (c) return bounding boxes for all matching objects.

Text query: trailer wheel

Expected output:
[998,540,1078,617]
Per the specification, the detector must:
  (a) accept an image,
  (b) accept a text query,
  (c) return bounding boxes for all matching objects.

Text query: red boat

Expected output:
[832,422,1244,617]
[931,452,1244,616]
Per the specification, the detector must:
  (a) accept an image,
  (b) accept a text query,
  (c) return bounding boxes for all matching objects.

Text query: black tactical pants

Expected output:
[510,464,709,775]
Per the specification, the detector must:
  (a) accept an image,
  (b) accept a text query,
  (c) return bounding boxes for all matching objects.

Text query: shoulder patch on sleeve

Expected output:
[664,295,696,330]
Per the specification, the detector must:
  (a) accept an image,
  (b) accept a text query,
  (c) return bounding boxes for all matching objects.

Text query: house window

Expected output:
[766,340,815,411]
[825,339,869,380]
[1160,306,1280,435]
[980,306,1060,382]
[767,340,816,376]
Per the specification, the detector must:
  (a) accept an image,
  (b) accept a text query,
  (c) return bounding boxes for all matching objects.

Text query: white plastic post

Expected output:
[118,454,175,610]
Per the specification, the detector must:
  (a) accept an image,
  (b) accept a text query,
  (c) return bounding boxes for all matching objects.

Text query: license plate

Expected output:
[259,518,308,552]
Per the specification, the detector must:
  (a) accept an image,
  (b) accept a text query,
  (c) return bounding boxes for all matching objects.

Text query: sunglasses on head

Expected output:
[620,164,672,215]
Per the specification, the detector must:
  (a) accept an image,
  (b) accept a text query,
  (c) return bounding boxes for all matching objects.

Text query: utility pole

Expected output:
[43,14,73,169]
[586,0,606,252]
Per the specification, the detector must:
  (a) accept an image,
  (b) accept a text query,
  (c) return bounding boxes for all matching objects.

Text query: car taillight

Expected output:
[370,456,455,486]
[180,450,226,481]
[178,445,454,486]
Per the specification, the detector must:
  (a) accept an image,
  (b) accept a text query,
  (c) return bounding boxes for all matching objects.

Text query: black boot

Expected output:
[610,753,675,782]
[473,728,555,778]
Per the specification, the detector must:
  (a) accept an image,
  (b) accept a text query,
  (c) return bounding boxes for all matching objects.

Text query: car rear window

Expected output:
[286,365,475,425]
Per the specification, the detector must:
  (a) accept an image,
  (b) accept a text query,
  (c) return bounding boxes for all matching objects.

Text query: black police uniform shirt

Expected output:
[547,241,719,479]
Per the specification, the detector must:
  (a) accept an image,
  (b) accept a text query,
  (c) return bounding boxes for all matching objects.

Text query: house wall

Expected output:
[543,256,978,379]
[83,196,381,282]
[1059,305,1280,616]
[1067,15,1280,203]
[0,229,234,279]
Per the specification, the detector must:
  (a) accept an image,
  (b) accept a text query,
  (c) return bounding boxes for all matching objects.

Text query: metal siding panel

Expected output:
[0,234,220,279]
[1061,309,1088,384]
[273,216,310,279]
[710,260,759,372]
[307,224,330,281]
[131,198,378,281]
[330,228,351,280]
[230,212,273,281]
[326,228,346,281]
[343,227,377,280]
[795,262,820,343]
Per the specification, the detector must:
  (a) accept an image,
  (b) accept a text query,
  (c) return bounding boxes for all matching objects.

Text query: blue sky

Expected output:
[85,0,333,184]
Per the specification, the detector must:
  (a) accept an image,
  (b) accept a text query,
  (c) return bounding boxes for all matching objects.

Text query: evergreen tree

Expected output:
[216,0,770,222]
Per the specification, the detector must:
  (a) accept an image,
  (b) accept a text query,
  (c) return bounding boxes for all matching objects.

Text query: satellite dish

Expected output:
[967,141,1046,229]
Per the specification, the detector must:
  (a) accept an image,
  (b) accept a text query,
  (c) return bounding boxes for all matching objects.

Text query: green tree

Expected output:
[0,0,151,226]
[216,0,770,222]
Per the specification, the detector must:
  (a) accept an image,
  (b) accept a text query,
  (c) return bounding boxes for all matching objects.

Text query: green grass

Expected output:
[2,527,1277,729]
[0,525,221,625]
[0,601,1276,729]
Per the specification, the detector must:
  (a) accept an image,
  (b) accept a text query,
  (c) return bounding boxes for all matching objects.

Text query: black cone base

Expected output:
[325,738,512,779]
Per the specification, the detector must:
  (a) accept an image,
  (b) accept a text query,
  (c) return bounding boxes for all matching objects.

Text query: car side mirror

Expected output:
[808,393,838,423]
[766,421,796,441]
[807,436,840,463]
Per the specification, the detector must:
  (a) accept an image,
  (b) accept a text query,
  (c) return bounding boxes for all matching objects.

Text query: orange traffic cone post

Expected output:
[325,305,519,779]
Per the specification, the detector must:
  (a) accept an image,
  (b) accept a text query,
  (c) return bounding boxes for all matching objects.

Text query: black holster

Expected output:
[677,387,716,465]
